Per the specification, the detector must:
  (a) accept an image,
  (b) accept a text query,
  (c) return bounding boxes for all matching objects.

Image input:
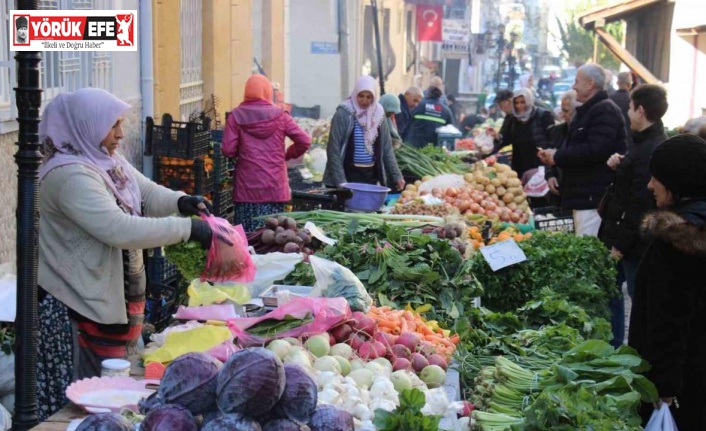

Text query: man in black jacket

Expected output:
[395,86,423,141]
[538,63,627,236]
[610,72,632,132]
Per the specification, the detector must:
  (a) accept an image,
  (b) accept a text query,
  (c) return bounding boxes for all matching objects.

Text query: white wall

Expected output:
[288,0,342,118]
[664,0,706,129]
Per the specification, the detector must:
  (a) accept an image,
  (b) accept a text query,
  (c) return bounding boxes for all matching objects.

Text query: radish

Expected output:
[417,340,437,357]
[348,333,366,351]
[392,357,411,371]
[389,344,412,360]
[396,332,421,351]
[351,315,376,337]
[410,352,429,373]
[373,332,397,348]
[427,354,448,370]
[358,341,386,360]
[331,324,353,343]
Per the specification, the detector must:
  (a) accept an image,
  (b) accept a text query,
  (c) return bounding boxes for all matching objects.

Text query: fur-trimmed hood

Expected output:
[642,200,706,256]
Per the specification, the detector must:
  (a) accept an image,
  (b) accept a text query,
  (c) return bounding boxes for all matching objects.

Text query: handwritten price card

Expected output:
[480,239,527,271]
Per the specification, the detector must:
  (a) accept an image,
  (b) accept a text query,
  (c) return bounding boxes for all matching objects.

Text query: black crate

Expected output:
[211,129,224,143]
[145,280,180,333]
[146,114,212,159]
[146,248,180,284]
[534,206,575,233]
[214,188,234,217]
[290,189,349,212]
[154,157,215,195]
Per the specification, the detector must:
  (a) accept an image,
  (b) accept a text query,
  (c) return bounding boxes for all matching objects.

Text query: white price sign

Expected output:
[480,239,527,271]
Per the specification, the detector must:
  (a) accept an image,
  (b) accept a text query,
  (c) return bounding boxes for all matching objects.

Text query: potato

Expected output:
[496,186,507,196]
[406,184,417,192]
[513,195,526,204]
[414,180,422,187]
[495,164,509,172]
[508,202,518,210]
[478,176,490,186]
[503,193,514,204]
[507,187,523,195]
[474,183,485,191]
[507,171,519,179]
[486,184,496,194]
[490,178,502,188]
[422,176,432,182]
[464,173,475,183]
[496,173,508,184]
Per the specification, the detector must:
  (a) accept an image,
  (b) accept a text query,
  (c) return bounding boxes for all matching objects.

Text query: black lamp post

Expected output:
[370,0,385,95]
[506,32,519,91]
[494,24,506,92]
[13,0,43,429]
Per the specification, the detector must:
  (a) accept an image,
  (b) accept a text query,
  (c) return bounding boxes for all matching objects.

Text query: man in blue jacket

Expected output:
[407,86,454,149]
[395,86,423,141]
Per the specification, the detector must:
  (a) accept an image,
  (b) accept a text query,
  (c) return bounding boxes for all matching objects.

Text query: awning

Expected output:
[578,0,667,30]
[577,0,667,84]
[676,25,706,36]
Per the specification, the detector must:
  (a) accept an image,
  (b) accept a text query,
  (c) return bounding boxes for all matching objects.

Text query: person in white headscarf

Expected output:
[323,76,405,191]
[35,88,233,420]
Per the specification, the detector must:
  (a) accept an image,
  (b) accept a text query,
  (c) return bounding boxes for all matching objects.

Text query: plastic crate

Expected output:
[214,187,233,217]
[211,129,224,143]
[533,206,575,233]
[146,114,212,159]
[145,280,179,333]
[146,248,180,284]
[154,157,215,195]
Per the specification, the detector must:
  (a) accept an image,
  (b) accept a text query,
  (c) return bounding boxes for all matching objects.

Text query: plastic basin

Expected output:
[341,183,391,212]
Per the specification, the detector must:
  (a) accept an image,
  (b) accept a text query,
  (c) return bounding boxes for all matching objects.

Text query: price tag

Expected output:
[479,239,527,272]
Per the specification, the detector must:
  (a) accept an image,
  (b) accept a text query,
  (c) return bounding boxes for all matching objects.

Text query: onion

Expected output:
[446,187,458,198]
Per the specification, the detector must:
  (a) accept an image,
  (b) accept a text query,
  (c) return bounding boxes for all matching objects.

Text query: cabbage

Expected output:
[141,404,197,431]
[308,405,354,431]
[138,392,162,415]
[217,348,286,417]
[75,412,134,431]
[272,364,317,423]
[158,352,221,414]
[264,419,311,431]
[201,413,262,431]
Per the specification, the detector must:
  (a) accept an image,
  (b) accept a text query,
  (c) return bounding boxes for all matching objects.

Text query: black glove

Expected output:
[189,219,213,249]
[178,195,213,217]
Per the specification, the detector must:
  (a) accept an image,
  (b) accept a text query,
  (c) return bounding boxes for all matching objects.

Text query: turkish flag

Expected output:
[416,5,443,42]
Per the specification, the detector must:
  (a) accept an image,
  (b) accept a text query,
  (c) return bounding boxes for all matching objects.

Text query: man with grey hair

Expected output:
[611,71,633,129]
[396,86,423,141]
[425,76,448,106]
[538,63,627,236]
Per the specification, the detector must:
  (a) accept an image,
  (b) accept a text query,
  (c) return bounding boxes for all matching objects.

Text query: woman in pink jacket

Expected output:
[223,75,312,232]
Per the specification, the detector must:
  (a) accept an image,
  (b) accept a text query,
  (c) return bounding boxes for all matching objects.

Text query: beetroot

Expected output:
[141,404,197,431]
[331,324,352,344]
[373,332,397,348]
[347,333,366,351]
[410,353,429,372]
[396,332,420,351]
[272,364,317,423]
[217,348,286,417]
[350,314,376,337]
[158,352,221,415]
[308,405,354,431]
[427,354,448,370]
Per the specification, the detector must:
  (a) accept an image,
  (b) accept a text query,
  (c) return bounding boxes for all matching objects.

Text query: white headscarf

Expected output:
[512,88,536,123]
[39,88,141,215]
[340,76,385,155]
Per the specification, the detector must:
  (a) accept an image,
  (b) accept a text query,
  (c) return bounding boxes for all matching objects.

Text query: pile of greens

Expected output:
[285,223,483,326]
[395,144,468,178]
[373,389,442,431]
[470,231,618,319]
[165,241,207,281]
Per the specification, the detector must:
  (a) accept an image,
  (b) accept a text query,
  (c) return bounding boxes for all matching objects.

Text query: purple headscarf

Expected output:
[38,88,142,215]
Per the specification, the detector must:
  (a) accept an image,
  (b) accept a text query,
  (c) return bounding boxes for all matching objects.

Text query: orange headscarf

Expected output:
[244,74,273,102]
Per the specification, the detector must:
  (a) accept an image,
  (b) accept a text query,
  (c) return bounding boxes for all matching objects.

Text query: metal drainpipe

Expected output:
[140,0,155,179]
[371,0,385,95]
[13,0,42,428]
[338,0,350,101]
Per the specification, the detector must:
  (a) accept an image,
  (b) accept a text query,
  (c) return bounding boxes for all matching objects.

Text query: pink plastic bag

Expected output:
[201,215,256,283]
[227,297,351,347]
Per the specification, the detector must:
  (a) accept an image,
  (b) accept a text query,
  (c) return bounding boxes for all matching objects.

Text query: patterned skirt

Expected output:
[234,203,286,233]
[37,295,74,421]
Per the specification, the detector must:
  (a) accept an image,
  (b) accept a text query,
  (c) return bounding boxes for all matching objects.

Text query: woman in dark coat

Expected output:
[628,134,706,430]
[323,75,404,191]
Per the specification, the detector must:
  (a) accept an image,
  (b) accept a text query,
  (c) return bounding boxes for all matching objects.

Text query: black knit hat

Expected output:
[650,134,706,199]
[16,16,28,29]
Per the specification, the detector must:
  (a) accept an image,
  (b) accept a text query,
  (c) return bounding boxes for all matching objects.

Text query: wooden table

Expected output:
[30,404,86,430]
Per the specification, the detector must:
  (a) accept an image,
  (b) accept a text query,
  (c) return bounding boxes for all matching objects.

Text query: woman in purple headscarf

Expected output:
[35,88,229,419]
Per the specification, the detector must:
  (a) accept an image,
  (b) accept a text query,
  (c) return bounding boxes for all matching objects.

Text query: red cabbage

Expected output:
[201,413,262,431]
[158,352,221,415]
[264,419,311,431]
[272,364,317,423]
[141,404,197,431]
[308,405,354,431]
[75,412,134,431]
[217,348,286,417]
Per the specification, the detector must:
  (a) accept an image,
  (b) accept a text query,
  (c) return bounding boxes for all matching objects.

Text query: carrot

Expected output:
[450,334,460,345]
